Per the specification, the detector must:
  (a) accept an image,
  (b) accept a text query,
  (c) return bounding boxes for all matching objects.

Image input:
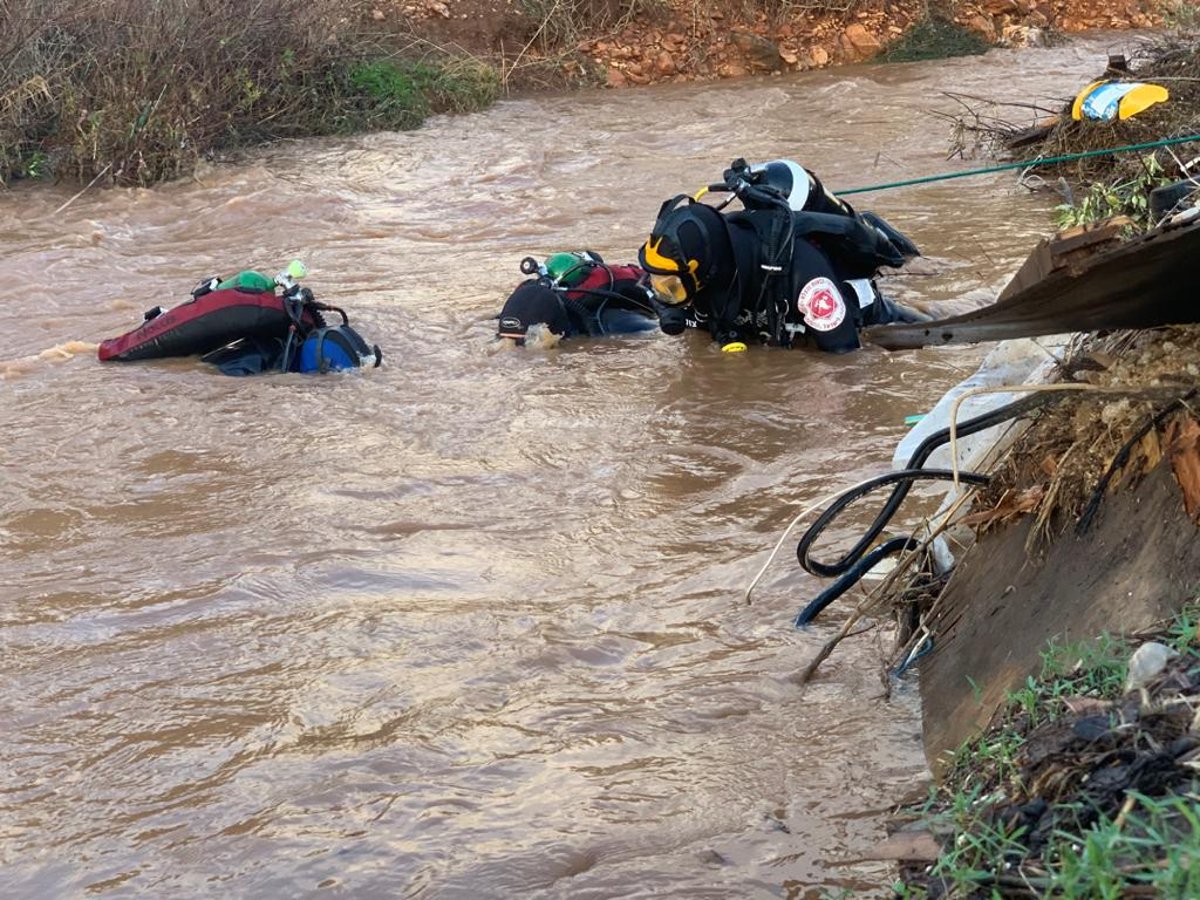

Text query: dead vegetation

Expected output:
[0,0,501,186]
[966,328,1200,545]
[942,34,1200,229]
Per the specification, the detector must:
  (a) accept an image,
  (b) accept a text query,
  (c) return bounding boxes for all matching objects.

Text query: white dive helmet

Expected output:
[748,159,812,211]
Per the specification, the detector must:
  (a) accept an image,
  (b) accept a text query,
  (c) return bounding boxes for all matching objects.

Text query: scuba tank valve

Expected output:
[519,256,546,277]
[274,259,308,296]
[519,252,599,287]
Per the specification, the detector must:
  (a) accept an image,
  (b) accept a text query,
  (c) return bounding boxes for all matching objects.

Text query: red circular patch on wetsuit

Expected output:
[797,277,846,332]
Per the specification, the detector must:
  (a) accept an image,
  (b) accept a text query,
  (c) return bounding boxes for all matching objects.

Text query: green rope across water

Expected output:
[839,133,1200,195]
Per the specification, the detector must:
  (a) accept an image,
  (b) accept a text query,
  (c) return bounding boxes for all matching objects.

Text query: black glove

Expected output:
[650,297,688,336]
[658,305,687,336]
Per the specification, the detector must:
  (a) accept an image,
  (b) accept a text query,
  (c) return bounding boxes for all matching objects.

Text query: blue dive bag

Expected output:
[296,324,381,374]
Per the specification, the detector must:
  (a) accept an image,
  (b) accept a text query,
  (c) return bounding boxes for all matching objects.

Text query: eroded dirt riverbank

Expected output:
[393,0,1164,89]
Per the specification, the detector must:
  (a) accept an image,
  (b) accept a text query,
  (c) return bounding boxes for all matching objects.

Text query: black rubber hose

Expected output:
[797,392,1050,578]
[791,392,1063,625]
[793,469,989,625]
[791,468,987,626]
[792,389,1200,624]
[795,536,919,626]
[795,466,990,572]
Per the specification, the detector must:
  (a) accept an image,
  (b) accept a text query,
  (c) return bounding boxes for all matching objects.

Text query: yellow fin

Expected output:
[1117,83,1169,119]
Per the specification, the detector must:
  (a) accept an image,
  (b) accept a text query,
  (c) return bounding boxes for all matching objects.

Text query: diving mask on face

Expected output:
[649,273,689,305]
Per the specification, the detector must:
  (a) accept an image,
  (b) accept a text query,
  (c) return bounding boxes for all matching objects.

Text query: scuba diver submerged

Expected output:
[495,251,665,346]
[638,158,928,353]
[98,261,382,375]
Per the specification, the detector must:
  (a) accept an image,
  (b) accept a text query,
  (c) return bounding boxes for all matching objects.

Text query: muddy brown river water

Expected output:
[0,35,1136,898]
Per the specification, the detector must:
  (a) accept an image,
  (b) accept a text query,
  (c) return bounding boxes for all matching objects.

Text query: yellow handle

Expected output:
[721,341,747,353]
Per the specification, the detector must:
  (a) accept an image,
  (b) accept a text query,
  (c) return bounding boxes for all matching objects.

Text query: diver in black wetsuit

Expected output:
[495,251,663,345]
[637,158,928,353]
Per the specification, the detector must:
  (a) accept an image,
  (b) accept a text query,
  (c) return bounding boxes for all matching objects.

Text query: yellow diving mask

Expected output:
[649,273,689,306]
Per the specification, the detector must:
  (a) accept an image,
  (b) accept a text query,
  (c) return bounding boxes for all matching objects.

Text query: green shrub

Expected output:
[1053,154,1179,231]
[881,17,991,63]
[346,60,432,131]
[338,58,499,131]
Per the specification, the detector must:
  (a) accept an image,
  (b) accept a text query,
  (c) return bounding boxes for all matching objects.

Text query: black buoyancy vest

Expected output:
[726,208,906,341]
[792,211,906,274]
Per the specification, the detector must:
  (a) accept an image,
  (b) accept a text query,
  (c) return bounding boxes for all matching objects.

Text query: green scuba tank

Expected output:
[544,251,600,287]
[214,270,276,293]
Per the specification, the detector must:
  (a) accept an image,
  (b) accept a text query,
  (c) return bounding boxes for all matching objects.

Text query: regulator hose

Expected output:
[563,286,657,316]
[794,392,1055,623]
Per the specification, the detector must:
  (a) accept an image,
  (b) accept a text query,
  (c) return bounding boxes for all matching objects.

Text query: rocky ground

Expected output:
[376,0,1162,90]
